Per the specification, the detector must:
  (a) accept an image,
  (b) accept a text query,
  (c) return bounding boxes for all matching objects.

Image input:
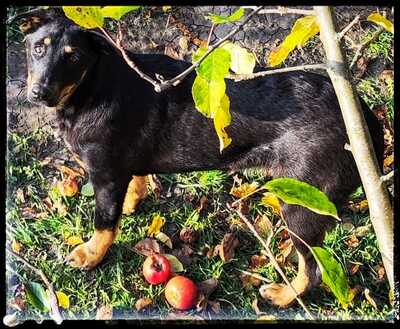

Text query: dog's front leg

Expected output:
[66,174,129,270]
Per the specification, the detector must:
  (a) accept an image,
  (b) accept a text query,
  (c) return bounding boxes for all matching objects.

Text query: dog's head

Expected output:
[14,8,112,107]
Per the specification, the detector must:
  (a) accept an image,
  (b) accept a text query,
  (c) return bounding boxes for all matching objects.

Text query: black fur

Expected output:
[21,11,383,293]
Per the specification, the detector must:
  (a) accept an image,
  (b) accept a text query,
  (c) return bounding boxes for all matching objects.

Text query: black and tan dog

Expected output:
[13,8,383,307]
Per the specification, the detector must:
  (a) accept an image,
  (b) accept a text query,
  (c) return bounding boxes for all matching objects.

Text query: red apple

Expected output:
[164,276,198,310]
[143,254,171,285]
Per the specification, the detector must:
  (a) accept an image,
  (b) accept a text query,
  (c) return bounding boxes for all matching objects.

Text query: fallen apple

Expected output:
[164,276,198,310]
[143,254,171,285]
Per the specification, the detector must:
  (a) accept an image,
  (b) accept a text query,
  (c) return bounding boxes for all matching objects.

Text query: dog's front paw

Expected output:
[259,283,297,308]
[65,241,104,270]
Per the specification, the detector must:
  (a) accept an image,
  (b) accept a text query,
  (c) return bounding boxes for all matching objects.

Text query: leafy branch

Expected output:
[6,246,63,324]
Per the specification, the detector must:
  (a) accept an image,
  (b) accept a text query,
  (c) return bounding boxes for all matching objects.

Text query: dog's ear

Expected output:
[9,8,60,34]
[85,30,117,55]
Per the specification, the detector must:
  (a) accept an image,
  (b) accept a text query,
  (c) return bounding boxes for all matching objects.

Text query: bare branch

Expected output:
[338,15,360,40]
[380,170,394,184]
[227,64,327,82]
[349,26,384,69]
[6,247,63,324]
[228,205,315,320]
[237,269,272,283]
[156,6,265,91]
[98,27,162,91]
[242,6,314,16]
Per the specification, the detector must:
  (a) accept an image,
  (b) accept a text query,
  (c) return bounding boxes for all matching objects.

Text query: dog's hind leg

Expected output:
[122,176,148,215]
[66,172,131,270]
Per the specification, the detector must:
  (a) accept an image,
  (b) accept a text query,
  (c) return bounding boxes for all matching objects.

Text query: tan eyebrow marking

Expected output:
[64,46,74,53]
[43,37,51,45]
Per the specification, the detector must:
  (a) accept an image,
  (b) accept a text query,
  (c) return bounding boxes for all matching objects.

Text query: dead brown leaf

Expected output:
[95,304,113,320]
[178,36,189,52]
[133,238,163,257]
[11,240,23,254]
[15,189,25,204]
[171,243,194,265]
[148,174,162,199]
[192,38,208,48]
[196,278,219,312]
[364,288,378,310]
[215,233,240,262]
[208,300,221,314]
[384,154,394,168]
[277,238,295,265]
[354,224,372,237]
[345,234,360,248]
[349,263,360,275]
[254,215,273,237]
[250,254,268,270]
[56,164,84,178]
[379,69,394,83]
[135,297,152,311]
[355,57,370,78]
[179,227,199,245]
[196,196,208,213]
[165,45,183,60]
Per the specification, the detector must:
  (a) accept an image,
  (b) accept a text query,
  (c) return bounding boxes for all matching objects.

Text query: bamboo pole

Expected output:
[314,6,394,290]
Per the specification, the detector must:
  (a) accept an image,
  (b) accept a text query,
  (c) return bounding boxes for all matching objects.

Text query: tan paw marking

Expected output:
[66,229,115,270]
[122,176,148,215]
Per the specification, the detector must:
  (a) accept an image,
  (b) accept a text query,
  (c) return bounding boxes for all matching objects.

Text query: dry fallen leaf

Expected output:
[277,238,295,265]
[364,288,378,310]
[179,227,199,245]
[384,154,394,168]
[65,235,84,246]
[147,214,166,237]
[135,297,152,311]
[354,224,372,237]
[230,182,259,199]
[196,278,219,312]
[165,45,183,60]
[196,196,208,213]
[56,291,70,309]
[178,36,189,52]
[261,192,281,214]
[11,240,23,254]
[349,263,360,275]
[208,300,221,314]
[133,238,163,257]
[57,176,79,197]
[250,255,268,270]
[155,232,173,249]
[148,175,162,199]
[56,165,84,178]
[15,189,25,203]
[163,254,184,273]
[254,215,273,237]
[345,234,360,248]
[171,244,194,265]
[95,304,113,320]
[215,233,240,262]
[379,69,394,83]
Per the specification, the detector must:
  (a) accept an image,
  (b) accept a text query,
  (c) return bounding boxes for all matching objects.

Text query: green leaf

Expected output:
[25,282,51,312]
[196,48,231,81]
[213,94,232,152]
[164,254,184,273]
[192,74,226,118]
[268,15,319,67]
[63,6,104,29]
[206,8,244,25]
[101,6,141,20]
[367,13,394,34]
[264,178,339,219]
[192,46,208,63]
[311,247,351,308]
[221,42,256,74]
[81,182,94,197]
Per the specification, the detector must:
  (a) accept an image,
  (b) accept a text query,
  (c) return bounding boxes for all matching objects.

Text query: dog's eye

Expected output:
[34,44,45,56]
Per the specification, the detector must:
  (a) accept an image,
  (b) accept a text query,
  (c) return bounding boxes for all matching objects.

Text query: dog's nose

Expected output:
[31,83,51,101]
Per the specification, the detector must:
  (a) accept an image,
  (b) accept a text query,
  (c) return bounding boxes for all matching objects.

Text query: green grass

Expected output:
[5,127,394,322]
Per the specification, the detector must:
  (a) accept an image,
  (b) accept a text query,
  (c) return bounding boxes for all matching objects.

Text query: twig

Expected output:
[99,27,162,91]
[6,247,63,324]
[227,64,327,82]
[237,269,272,283]
[206,23,215,48]
[337,15,360,40]
[98,7,264,93]
[156,6,265,91]
[242,6,314,16]
[228,205,315,320]
[380,170,394,184]
[349,26,384,69]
